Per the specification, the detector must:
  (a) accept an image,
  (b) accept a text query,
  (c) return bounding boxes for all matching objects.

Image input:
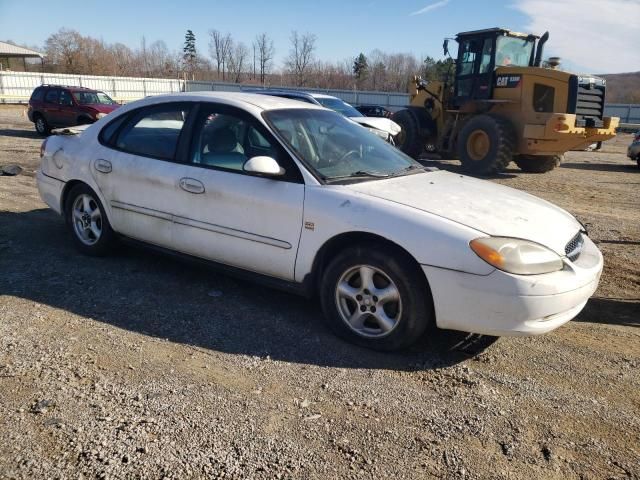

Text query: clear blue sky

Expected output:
[1,0,637,73]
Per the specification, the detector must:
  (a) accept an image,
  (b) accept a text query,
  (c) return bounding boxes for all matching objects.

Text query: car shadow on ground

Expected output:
[574,297,640,328]
[0,208,501,372]
[561,162,638,173]
[0,128,41,140]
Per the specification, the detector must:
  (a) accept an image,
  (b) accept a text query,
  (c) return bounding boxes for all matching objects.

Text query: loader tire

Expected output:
[393,109,423,159]
[457,115,515,175]
[514,154,562,173]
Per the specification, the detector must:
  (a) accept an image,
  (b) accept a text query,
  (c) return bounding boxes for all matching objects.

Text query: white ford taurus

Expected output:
[36,92,603,351]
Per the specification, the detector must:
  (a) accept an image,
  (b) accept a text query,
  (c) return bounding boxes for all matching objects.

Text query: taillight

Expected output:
[40,138,48,158]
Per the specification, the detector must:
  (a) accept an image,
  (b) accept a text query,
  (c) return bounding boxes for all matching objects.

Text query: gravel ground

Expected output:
[0,105,639,480]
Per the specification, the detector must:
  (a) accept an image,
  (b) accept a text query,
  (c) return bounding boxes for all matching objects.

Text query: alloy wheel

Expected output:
[71,194,102,246]
[334,264,403,338]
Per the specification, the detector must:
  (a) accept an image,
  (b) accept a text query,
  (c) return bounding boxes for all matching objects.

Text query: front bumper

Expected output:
[523,114,619,154]
[423,235,603,337]
[36,169,65,215]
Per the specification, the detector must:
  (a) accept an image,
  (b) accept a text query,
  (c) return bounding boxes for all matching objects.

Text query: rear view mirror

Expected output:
[243,156,285,177]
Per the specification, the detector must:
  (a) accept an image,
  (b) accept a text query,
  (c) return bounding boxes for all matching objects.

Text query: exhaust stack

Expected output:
[534,31,550,67]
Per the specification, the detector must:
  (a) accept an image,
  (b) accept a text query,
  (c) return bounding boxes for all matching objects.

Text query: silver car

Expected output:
[628,132,640,168]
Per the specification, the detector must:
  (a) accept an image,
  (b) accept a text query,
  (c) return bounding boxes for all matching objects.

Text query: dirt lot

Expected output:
[0,104,638,480]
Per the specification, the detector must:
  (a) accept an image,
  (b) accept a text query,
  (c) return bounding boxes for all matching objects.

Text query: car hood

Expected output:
[349,116,402,136]
[86,104,119,114]
[346,170,581,255]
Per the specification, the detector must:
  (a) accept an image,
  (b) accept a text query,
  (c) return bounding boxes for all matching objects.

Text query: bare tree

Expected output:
[44,28,83,73]
[220,34,233,81]
[285,31,316,86]
[253,33,275,85]
[228,42,249,83]
[208,30,223,78]
[209,30,234,81]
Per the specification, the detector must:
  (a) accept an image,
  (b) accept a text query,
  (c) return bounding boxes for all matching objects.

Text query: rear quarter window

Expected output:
[30,87,45,102]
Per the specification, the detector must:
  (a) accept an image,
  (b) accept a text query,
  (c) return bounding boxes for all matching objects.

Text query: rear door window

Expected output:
[113,104,192,161]
[59,90,74,106]
[44,89,59,104]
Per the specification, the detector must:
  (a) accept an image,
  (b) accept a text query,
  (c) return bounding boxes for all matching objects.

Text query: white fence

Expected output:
[0,71,184,104]
[1,71,638,124]
[186,80,411,107]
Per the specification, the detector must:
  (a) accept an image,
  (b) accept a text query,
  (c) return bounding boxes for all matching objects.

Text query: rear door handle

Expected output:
[94,159,112,173]
[179,177,205,194]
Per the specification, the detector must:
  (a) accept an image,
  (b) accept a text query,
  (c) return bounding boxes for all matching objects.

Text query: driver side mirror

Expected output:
[443,39,449,57]
[243,156,285,177]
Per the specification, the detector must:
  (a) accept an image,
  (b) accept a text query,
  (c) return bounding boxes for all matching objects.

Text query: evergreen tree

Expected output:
[353,52,369,84]
[183,30,197,78]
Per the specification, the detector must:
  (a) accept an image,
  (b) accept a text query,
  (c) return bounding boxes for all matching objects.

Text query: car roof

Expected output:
[39,84,101,93]
[241,88,343,102]
[114,91,326,114]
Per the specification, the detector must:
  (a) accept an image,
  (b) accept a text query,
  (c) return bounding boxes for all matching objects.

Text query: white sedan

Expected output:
[36,92,603,351]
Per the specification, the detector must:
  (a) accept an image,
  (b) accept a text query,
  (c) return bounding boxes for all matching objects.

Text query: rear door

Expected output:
[90,103,194,248]
[57,89,77,127]
[43,88,61,126]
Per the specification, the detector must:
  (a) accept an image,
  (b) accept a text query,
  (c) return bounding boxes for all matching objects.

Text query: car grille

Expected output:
[565,232,585,262]
[568,76,606,128]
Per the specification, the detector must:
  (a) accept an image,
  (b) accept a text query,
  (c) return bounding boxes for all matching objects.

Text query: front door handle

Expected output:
[179,177,205,194]
[94,159,112,173]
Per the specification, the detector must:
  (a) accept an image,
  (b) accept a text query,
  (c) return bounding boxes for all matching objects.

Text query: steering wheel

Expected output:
[338,149,361,164]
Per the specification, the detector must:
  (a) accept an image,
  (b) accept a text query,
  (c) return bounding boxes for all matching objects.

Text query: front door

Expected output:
[454,36,495,107]
[90,102,194,248]
[170,103,305,281]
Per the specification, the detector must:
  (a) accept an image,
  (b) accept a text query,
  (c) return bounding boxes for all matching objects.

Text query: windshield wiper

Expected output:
[388,164,426,177]
[326,170,391,181]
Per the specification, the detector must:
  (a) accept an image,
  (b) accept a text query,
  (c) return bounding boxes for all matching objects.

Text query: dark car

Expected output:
[355,105,393,118]
[627,131,640,168]
[28,85,119,135]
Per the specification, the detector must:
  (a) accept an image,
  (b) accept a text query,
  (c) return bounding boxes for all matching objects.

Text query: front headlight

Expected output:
[96,112,107,119]
[470,237,564,275]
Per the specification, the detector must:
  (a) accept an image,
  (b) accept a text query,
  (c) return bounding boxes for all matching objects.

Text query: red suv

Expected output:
[28,85,120,135]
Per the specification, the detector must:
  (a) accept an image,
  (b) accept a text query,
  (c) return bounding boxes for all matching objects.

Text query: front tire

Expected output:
[514,154,562,173]
[393,109,424,159]
[320,243,432,351]
[64,184,115,256]
[457,115,515,175]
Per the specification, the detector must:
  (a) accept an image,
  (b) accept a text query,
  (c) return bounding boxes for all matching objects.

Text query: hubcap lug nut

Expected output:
[356,295,363,301]
[371,307,377,313]
[360,305,367,312]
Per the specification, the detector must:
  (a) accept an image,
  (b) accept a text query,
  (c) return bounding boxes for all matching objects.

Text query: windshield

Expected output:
[72,91,116,105]
[315,97,363,118]
[264,109,422,182]
[496,35,534,67]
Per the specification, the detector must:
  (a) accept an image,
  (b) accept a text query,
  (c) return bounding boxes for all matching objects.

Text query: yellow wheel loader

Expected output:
[393,28,619,174]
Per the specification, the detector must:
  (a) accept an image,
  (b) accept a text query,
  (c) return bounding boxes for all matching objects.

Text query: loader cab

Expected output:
[451,28,538,108]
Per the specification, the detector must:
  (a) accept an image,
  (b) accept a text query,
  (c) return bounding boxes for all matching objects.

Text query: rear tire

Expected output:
[320,243,432,351]
[64,184,116,256]
[457,115,515,175]
[34,114,50,136]
[514,154,562,173]
[393,109,424,159]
